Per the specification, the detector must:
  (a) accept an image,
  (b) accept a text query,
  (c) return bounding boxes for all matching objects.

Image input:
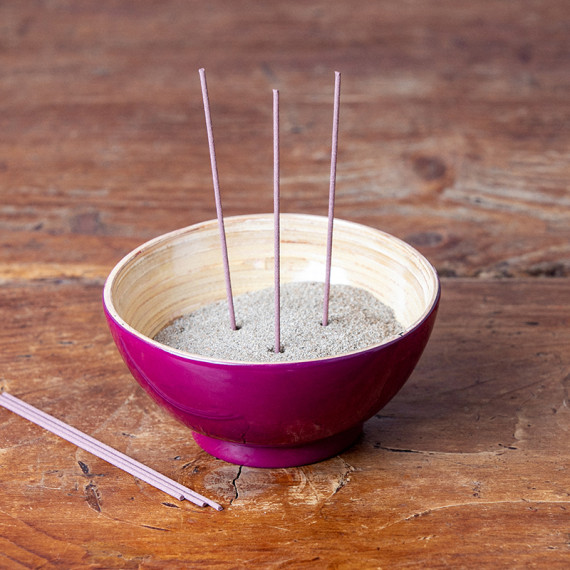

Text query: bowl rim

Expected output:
[103,213,441,366]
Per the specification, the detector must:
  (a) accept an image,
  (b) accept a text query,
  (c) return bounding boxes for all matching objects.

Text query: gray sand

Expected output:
[154,282,404,362]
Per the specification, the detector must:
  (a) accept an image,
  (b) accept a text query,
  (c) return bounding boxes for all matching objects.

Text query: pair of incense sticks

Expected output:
[0,392,222,511]
[199,68,341,353]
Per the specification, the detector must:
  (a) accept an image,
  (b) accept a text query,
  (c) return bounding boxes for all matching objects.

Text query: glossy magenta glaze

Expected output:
[103,293,439,468]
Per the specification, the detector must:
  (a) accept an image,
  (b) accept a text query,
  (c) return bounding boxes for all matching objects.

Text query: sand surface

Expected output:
[154,282,404,362]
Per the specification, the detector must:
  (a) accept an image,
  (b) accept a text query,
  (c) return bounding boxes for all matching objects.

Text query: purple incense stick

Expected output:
[0,392,222,511]
[273,89,281,354]
[322,71,341,326]
[199,68,237,331]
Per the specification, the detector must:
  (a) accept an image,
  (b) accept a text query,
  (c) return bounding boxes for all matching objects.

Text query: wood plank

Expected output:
[0,278,568,567]
[1,1,568,567]
[0,1,569,278]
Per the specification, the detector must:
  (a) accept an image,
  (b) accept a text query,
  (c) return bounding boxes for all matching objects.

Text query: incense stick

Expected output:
[273,89,281,354]
[199,68,237,331]
[0,392,223,511]
[322,71,341,326]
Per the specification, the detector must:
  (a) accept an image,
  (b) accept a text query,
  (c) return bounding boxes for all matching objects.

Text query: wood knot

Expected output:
[412,156,447,181]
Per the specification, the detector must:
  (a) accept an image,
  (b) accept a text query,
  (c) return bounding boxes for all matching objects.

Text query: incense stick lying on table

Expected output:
[0,392,222,511]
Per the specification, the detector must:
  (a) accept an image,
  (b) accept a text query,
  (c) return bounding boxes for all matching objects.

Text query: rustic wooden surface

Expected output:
[0,0,568,567]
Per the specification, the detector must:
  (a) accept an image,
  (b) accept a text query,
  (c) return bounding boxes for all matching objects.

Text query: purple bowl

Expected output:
[103,214,439,468]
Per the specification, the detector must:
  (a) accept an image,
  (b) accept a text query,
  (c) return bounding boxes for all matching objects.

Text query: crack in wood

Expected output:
[332,458,354,495]
[229,465,243,505]
[374,444,422,453]
[381,499,570,532]
[77,460,90,476]
[84,482,102,513]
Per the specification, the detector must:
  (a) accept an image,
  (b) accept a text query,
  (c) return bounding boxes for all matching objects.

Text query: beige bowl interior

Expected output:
[105,214,439,342]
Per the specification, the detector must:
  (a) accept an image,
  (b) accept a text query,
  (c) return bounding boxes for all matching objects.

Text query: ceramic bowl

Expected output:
[103,214,439,468]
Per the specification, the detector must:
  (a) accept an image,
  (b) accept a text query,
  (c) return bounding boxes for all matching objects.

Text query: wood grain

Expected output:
[1,279,568,567]
[1,0,568,278]
[1,0,569,567]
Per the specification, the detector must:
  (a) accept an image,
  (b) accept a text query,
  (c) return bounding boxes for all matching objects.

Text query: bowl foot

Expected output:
[192,425,362,468]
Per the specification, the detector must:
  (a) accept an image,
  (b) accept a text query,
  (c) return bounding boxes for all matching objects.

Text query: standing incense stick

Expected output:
[199,68,237,331]
[322,71,341,326]
[273,89,281,353]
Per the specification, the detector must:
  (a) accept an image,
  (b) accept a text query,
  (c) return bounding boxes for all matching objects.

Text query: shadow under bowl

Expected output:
[103,214,440,468]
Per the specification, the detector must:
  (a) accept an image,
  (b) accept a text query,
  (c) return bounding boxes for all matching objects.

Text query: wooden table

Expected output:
[1,1,568,567]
